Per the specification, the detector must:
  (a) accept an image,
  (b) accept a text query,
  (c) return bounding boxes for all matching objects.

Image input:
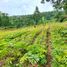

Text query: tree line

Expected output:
[0,7,67,28]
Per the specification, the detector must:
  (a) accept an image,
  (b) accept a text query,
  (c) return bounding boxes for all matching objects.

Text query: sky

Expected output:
[0,0,54,16]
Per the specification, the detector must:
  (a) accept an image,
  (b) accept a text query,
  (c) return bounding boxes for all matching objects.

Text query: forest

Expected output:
[0,10,67,28]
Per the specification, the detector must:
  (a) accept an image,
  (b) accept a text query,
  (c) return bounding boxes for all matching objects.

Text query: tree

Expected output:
[0,12,10,27]
[41,0,67,14]
[33,6,41,27]
[2,13,10,27]
[41,0,67,22]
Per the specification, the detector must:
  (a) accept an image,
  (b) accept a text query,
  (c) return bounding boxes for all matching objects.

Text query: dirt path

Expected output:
[45,27,52,67]
[30,26,52,67]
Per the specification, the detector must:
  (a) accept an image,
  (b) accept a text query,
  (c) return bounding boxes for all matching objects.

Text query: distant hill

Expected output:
[0,11,66,28]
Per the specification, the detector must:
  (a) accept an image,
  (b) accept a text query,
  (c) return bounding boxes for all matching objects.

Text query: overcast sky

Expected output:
[0,0,54,15]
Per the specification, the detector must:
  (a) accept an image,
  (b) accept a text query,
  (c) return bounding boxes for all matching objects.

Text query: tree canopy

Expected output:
[41,0,67,14]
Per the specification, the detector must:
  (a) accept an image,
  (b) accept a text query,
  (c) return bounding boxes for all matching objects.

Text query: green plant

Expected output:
[20,44,47,65]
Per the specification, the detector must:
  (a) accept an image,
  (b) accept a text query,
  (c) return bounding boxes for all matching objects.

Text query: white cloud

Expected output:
[0,0,53,15]
[0,0,9,3]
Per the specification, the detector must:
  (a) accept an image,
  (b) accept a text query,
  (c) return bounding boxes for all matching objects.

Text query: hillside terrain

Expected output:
[0,22,67,67]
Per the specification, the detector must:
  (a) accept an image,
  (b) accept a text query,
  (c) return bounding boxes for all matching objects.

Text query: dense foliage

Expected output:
[0,10,66,28]
[41,0,67,14]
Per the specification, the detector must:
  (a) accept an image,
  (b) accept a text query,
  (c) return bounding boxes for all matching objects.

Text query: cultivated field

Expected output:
[0,22,67,67]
